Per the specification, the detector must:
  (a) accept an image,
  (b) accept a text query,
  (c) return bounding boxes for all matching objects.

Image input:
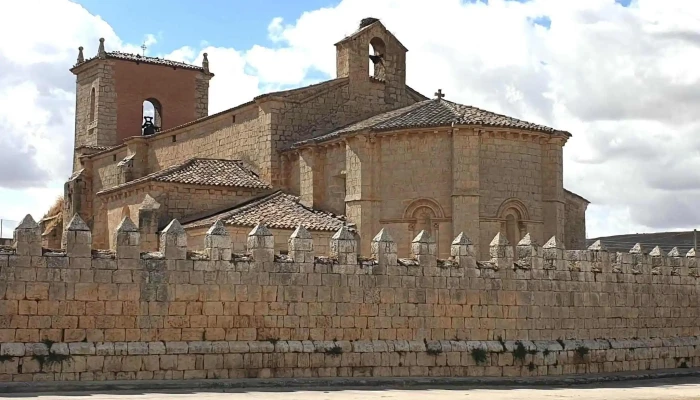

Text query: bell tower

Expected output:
[335,18,408,106]
[70,38,214,171]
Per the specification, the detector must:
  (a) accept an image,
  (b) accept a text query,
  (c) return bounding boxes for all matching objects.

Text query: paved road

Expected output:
[3,377,700,400]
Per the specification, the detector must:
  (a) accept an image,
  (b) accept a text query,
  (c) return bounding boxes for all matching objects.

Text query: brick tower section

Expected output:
[70,38,213,171]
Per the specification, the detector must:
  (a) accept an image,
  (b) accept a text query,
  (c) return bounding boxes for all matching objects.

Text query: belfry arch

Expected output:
[368,37,386,80]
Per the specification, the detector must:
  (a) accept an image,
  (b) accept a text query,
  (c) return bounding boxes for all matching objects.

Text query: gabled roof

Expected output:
[587,231,696,254]
[181,190,347,232]
[335,18,408,52]
[72,51,205,72]
[97,158,270,195]
[293,98,570,147]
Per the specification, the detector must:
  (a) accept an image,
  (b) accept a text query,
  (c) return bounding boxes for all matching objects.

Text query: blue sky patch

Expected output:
[529,15,551,29]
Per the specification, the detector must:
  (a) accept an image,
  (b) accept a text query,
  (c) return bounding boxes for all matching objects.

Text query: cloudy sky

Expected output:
[0,0,698,240]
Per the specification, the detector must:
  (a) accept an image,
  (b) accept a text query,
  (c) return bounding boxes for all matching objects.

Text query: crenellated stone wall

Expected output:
[0,214,698,383]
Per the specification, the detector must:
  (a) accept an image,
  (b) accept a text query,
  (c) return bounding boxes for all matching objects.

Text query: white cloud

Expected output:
[3,0,700,242]
[0,0,169,222]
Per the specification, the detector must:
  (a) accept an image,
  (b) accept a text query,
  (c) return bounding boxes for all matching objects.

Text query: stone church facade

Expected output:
[57,18,588,259]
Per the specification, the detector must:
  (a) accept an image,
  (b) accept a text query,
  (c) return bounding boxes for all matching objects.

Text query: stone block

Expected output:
[63,214,92,257]
[113,217,140,259]
[330,226,357,265]
[13,215,42,257]
[69,343,96,355]
[205,220,232,261]
[148,342,166,355]
[160,220,187,260]
[127,342,148,355]
[248,224,274,263]
[0,343,25,357]
[288,225,313,263]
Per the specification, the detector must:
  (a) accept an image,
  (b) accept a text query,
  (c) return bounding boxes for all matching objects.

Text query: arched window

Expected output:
[504,211,520,249]
[404,198,445,256]
[142,98,163,135]
[497,199,530,250]
[89,87,96,122]
[414,207,434,237]
[368,37,386,80]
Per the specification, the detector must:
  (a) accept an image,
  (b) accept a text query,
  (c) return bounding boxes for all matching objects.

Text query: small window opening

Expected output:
[368,37,386,80]
[89,87,96,122]
[113,154,117,162]
[232,115,236,123]
[502,208,526,254]
[172,135,177,143]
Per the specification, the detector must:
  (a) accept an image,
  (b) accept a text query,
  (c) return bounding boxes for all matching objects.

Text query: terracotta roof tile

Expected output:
[293,98,569,147]
[75,51,204,71]
[97,158,270,195]
[182,191,347,231]
[79,144,116,151]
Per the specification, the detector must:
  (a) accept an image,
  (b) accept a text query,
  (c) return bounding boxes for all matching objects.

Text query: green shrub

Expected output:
[32,352,72,371]
[575,345,589,359]
[32,340,72,371]
[326,344,343,356]
[471,348,488,365]
[513,341,527,362]
[427,347,442,356]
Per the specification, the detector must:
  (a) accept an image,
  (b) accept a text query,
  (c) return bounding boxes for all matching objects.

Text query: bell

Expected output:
[369,54,382,64]
[142,116,158,136]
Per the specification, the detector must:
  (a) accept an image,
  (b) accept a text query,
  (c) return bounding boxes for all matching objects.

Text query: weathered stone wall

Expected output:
[146,105,267,181]
[185,226,334,256]
[72,59,117,170]
[0,214,698,382]
[480,135,543,219]
[378,132,453,259]
[288,129,579,260]
[100,183,269,249]
[564,191,588,251]
[320,145,347,216]
[479,133,544,258]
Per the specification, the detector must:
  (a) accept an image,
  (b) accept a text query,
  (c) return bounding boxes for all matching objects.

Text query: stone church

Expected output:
[52,18,588,259]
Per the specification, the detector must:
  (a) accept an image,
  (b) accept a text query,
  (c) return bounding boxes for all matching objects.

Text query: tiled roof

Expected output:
[74,51,204,71]
[293,98,569,147]
[79,144,116,151]
[587,231,696,255]
[182,191,347,231]
[97,158,270,195]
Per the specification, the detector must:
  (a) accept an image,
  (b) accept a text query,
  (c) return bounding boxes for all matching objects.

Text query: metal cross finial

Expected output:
[435,89,445,99]
[141,43,147,56]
